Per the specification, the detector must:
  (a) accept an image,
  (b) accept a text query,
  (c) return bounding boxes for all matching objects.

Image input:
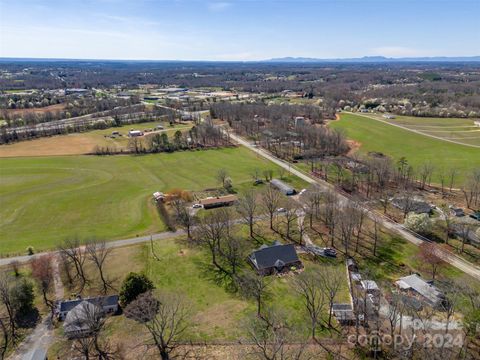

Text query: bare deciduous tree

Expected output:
[294,270,326,339]
[261,187,281,230]
[237,271,272,317]
[246,309,309,360]
[0,273,15,341]
[417,242,443,281]
[172,200,197,240]
[216,168,229,188]
[237,190,258,240]
[0,317,8,360]
[58,238,89,292]
[319,267,343,328]
[125,291,190,360]
[31,255,55,316]
[86,240,115,295]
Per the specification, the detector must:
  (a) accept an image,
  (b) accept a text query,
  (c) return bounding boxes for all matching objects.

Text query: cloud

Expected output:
[207,2,231,12]
[371,46,435,58]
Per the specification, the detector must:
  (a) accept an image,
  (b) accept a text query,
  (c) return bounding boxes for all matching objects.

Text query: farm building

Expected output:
[199,194,238,209]
[395,274,446,308]
[270,179,296,195]
[128,130,144,137]
[249,242,302,276]
[57,295,119,321]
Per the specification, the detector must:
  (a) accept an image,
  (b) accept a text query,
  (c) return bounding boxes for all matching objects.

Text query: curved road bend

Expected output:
[227,132,480,281]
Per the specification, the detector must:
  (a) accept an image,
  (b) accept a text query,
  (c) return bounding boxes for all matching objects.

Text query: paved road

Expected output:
[0,230,186,267]
[348,112,480,149]
[227,132,480,281]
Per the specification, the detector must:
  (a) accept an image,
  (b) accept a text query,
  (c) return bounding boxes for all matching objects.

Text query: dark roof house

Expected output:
[249,242,302,276]
[58,295,119,320]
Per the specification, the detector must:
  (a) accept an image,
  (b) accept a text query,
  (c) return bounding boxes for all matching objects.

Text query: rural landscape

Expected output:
[1,0,480,359]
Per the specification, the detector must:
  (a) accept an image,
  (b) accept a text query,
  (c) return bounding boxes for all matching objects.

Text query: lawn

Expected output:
[0,147,306,255]
[330,113,480,183]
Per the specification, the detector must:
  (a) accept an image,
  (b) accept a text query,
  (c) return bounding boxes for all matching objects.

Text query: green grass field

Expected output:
[367,113,480,146]
[331,113,480,183]
[0,147,306,255]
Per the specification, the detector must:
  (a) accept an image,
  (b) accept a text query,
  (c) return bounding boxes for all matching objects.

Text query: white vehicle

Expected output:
[192,203,202,209]
[276,207,286,213]
[299,189,307,196]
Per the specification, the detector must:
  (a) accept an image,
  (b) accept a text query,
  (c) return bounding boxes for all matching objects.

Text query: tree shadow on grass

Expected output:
[359,234,411,281]
[191,255,240,294]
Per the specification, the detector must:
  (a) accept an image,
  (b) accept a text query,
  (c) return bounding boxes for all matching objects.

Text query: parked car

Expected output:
[470,211,480,221]
[276,207,286,213]
[192,203,202,209]
[323,248,337,258]
[299,189,307,196]
[305,245,324,256]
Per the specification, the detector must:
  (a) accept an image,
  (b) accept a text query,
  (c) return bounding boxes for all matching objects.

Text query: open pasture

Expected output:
[369,114,480,146]
[0,147,305,255]
[331,113,480,183]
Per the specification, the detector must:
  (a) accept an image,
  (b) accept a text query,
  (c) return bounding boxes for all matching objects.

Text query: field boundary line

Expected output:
[345,112,480,149]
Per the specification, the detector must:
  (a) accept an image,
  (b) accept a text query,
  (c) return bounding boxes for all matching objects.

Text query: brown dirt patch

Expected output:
[193,300,247,337]
[0,133,121,157]
[5,103,67,116]
[346,139,362,155]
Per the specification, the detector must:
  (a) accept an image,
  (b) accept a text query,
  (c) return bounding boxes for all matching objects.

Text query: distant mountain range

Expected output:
[266,56,480,63]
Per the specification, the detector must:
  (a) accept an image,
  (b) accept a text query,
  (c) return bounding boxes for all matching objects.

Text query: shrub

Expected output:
[26,246,35,256]
[10,279,35,316]
[119,272,155,306]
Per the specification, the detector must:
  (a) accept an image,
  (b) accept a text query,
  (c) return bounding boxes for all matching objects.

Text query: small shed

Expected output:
[270,179,295,196]
[128,130,144,137]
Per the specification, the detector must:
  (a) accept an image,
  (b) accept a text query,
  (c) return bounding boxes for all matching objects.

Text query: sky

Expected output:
[0,0,479,61]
